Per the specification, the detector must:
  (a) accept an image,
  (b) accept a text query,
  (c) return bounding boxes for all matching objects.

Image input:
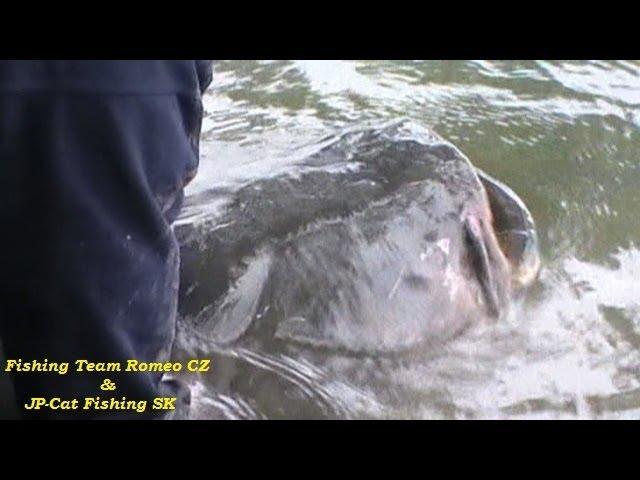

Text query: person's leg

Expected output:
[0,63,209,419]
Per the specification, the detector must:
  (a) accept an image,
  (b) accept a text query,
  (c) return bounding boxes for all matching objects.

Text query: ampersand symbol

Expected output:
[100,378,117,391]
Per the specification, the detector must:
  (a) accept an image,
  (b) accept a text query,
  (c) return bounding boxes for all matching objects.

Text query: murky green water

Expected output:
[177,61,640,419]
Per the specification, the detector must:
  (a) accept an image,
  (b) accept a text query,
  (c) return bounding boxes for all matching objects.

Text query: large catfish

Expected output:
[176,121,540,352]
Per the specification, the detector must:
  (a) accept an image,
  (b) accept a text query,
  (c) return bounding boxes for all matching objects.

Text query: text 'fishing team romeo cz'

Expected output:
[4,358,211,375]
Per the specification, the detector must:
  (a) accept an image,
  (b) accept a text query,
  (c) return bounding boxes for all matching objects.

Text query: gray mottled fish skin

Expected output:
[176,120,539,352]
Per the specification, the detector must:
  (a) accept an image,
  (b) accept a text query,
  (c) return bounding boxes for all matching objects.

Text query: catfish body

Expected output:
[177,121,540,352]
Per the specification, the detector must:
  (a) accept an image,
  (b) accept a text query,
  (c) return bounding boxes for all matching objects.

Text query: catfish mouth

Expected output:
[463,215,502,318]
[476,169,541,289]
[460,170,540,319]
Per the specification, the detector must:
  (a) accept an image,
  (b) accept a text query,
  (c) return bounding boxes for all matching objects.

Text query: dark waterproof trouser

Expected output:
[0,61,212,419]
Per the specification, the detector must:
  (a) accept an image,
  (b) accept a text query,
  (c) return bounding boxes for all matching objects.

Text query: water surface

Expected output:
[176,60,640,419]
